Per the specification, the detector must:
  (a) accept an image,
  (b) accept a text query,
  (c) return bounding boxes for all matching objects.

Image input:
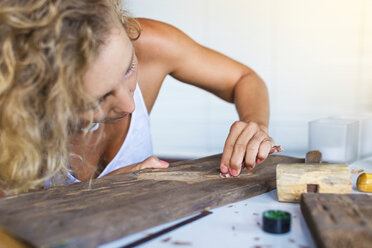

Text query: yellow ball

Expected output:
[357,173,372,192]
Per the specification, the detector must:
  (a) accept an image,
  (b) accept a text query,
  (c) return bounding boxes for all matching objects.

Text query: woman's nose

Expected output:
[113,85,135,114]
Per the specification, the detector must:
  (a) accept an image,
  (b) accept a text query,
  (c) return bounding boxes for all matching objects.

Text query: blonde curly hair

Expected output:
[0,0,140,195]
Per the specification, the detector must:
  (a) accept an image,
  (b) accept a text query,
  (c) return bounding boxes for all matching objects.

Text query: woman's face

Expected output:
[82,25,137,124]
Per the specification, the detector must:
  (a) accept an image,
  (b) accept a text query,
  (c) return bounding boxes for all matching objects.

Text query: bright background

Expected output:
[123,0,372,159]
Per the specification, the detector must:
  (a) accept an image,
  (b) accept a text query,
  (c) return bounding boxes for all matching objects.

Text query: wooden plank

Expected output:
[0,154,304,248]
[301,193,372,248]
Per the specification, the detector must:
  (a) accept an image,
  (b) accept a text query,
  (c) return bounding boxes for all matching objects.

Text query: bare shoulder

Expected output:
[133,18,196,71]
[131,18,200,112]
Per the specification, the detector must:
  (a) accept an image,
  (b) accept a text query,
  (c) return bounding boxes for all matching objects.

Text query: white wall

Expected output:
[123,0,372,158]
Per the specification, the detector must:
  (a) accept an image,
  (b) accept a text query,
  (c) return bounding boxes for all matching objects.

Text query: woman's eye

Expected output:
[98,93,110,104]
[124,60,136,79]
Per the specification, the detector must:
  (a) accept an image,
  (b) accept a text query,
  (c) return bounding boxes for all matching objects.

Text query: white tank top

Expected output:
[65,84,153,184]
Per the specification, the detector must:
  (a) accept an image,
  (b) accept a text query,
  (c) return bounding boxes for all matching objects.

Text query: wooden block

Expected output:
[305,150,322,164]
[301,193,372,248]
[276,163,352,202]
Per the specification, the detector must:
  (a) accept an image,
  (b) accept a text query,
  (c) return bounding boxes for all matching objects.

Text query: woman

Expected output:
[0,0,277,195]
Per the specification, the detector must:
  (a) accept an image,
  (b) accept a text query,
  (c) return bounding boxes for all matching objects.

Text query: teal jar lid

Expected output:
[263,210,291,234]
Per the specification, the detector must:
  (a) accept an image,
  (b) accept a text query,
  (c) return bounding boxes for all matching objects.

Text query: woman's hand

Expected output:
[220,120,281,176]
[104,156,170,176]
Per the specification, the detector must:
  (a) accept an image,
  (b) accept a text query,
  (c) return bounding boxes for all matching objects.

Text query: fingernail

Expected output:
[230,169,238,176]
[221,165,228,173]
[256,158,261,163]
[159,160,169,166]
[247,166,253,170]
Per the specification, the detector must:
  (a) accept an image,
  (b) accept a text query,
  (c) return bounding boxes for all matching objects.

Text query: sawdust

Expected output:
[161,237,171,243]
[172,241,192,246]
[220,172,230,178]
[352,169,364,174]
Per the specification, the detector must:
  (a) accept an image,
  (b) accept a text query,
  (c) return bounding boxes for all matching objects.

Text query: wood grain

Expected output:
[301,193,372,248]
[0,154,303,248]
[277,163,352,202]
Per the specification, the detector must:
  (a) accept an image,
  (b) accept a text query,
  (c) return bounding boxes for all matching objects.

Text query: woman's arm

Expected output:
[135,18,276,176]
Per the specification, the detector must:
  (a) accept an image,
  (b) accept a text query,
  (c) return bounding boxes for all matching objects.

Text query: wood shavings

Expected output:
[220,172,230,178]
[172,241,192,246]
[352,169,364,174]
[161,237,171,243]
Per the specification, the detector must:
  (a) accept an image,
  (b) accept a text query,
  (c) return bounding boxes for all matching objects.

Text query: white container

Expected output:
[309,118,359,163]
[330,114,372,159]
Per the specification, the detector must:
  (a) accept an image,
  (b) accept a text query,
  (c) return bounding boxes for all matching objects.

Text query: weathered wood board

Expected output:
[301,193,372,248]
[0,154,303,248]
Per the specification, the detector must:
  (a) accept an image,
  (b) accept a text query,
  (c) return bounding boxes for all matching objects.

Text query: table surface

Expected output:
[100,152,372,248]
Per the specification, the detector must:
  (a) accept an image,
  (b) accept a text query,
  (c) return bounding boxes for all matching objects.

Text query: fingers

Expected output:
[230,125,261,174]
[221,120,282,177]
[256,139,272,164]
[220,121,246,174]
[104,156,169,176]
[138,156,170,170]
[244,132,270,170]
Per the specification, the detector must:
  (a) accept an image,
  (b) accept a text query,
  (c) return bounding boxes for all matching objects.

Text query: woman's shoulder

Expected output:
[133,18,194,64]
[136,18,182,43]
